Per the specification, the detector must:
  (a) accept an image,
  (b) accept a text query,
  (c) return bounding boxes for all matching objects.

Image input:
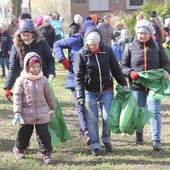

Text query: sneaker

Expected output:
[84,131,90,146]
[91,148,100,156]
[103,142,113,153]
[136,132,144,145]
[13,146,25,159]
[42,152,53,164]
[153,141,161,151]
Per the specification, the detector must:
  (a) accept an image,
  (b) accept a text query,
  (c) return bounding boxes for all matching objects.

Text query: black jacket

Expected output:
[69,21,81,37]
[120,36,170,91]
[4,29,55,90]
[39,24,56,48]
[74,27,127,104]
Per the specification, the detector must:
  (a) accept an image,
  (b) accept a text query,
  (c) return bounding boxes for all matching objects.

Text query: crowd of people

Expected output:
[1,9,170,164]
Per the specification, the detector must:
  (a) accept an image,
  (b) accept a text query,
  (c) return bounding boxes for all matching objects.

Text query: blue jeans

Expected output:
[71,89,88,134]
[133,90,162,141]
[85,90,113,149]
[0,57,9,75]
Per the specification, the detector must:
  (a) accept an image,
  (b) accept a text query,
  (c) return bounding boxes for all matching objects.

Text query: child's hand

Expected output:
[12,113,20,125]
[49,110,54,118]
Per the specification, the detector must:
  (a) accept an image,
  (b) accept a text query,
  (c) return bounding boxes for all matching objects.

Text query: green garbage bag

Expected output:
[135,69,170,100]
[48,78,72,147]
[107,85,154,135]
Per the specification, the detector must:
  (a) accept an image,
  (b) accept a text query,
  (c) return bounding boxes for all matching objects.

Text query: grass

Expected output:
[1,61,170,170]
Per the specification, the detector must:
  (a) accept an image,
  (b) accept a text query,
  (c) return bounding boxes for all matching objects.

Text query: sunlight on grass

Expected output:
[1,61,170,170]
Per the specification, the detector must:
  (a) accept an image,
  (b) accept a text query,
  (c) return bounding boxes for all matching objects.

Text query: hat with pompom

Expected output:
[74,14,83,24]
[81,20,96,34]
[19,18,35,34]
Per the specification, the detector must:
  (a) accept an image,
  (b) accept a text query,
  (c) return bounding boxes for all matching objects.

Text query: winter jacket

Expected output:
[0,30,13,58]
[4,28,55,90]
[39,24,56,49]
[13,52,56,125]
[50,19,62,36]
[120,36,170,91]
[69,21,81,37]
[112,44,123,61]
[53,33,83,89]
[74,27,127,104]
[7,23,19,39]
[97,23,115,47]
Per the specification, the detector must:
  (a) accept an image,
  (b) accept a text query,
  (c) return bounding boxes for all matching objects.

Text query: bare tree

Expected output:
[7,0,22,18]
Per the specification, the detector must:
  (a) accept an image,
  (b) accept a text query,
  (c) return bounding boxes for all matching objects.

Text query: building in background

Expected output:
[70,0,164,19]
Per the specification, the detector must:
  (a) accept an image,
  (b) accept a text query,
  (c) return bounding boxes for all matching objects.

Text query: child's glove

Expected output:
[12,113,20,125]
[49,110,54,118]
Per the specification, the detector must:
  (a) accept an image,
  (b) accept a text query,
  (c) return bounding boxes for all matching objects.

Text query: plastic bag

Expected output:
[48,78,72,146]
[107,85,154,135]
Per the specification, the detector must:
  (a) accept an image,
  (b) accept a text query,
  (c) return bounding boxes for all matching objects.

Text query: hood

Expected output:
[23,52,42,72]
[83,26,103,47]
[20,52,43,80]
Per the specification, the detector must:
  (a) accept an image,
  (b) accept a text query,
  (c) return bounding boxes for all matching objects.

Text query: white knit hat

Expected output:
[85,31,101,44]
[135,19,155,35]
[74,14,83,24]
[165,18,170,27]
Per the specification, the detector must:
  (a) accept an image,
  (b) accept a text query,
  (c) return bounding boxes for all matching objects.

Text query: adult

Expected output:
[38,15,56,51]
[69,14,83,37]
[4,18,55,99]
[0,24,13,77]
[53,20,96,146]
[50,12,62,41]
[150,11,164,42]
[73,26,127,156]
[7,15,19,40]
[120,19,170,151]
[97,12,115,47]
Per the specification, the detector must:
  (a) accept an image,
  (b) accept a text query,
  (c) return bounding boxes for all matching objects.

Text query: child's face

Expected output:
[28,63,41,75]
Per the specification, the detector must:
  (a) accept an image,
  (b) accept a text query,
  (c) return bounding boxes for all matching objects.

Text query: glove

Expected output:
[49,110,55,118]
[61,59,70,70]
[4,89,13,99]
[130,71,139,80]
[49,74,55,80]
[12,113,20,125]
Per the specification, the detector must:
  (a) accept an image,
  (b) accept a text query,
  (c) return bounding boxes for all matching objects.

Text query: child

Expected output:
[112,38,123,63]
[12,52,56,164]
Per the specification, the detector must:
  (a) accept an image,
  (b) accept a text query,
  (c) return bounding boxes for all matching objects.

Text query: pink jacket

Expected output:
[13,52,56,124]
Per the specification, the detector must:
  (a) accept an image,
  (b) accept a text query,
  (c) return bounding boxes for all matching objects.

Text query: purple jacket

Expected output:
[53,33,83,89]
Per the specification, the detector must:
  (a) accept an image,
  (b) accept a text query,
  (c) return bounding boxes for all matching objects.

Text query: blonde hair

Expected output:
[136,12,146,22]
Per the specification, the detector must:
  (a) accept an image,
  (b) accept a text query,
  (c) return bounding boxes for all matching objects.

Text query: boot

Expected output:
[153,141,161,151]
[136,132,144,145]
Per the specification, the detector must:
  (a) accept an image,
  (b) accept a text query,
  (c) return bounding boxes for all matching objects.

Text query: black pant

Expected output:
[15,123,53,153]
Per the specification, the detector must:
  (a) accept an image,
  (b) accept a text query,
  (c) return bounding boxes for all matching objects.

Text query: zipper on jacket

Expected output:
[95,54,102,91]
[143,42,148,92]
